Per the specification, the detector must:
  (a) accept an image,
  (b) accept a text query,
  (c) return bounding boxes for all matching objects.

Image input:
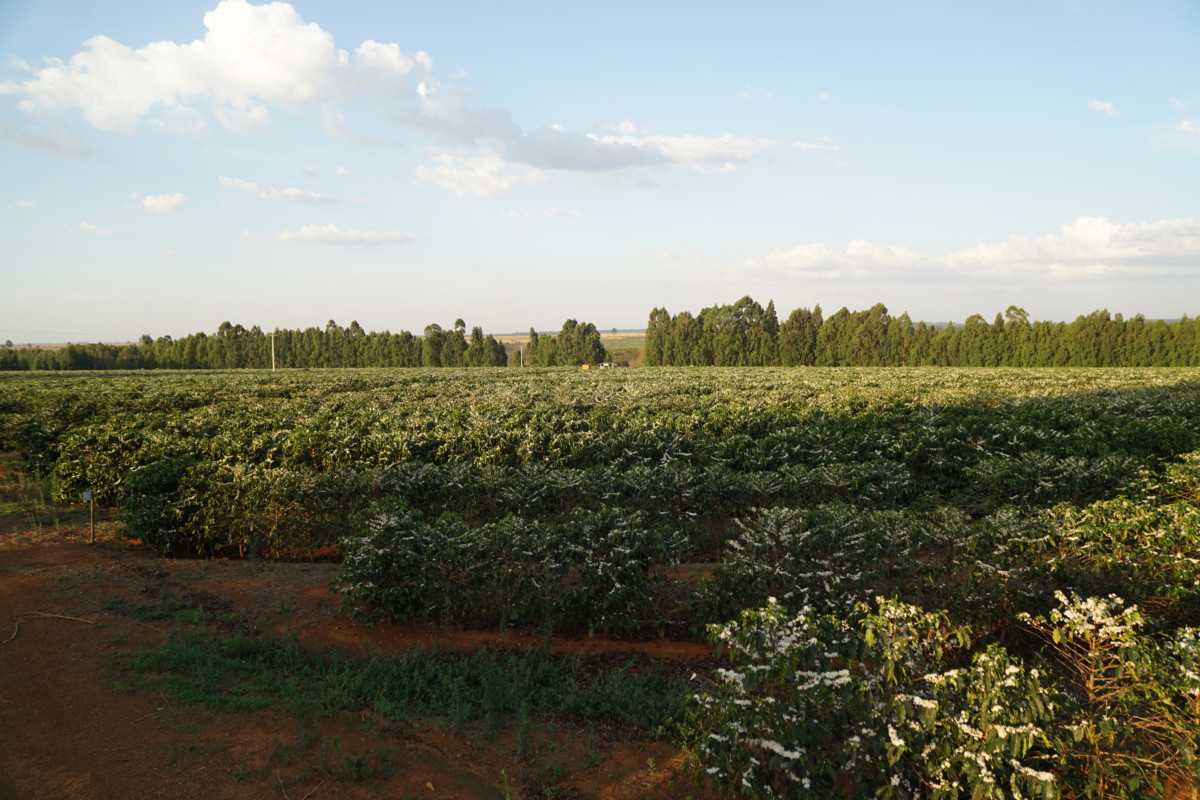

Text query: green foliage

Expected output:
[118,632,689,734]
[691,592,1200,799]
[8,366,1200,797]
[337,504,687,635]
[648,299,1200,367]
[524,319,608,366]
[1020,594,1200,799]
[690,597,1060,799]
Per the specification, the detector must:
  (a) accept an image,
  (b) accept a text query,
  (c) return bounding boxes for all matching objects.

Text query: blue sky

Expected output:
[2,0,1198,343]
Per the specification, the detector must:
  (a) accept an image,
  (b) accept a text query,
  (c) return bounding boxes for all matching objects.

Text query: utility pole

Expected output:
[270,332,276,372]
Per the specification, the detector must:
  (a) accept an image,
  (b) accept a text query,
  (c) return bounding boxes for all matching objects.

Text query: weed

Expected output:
[516,701,532,760]
[116,635,690,733]
[534,762,568,798]
[341,748,375,782]
[269,737,294,766]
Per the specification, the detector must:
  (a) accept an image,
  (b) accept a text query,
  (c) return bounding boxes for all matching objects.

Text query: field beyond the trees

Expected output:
[3,366,1200,798]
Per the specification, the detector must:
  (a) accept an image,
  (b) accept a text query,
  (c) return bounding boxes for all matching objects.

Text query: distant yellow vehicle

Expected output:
[581,364,591,370]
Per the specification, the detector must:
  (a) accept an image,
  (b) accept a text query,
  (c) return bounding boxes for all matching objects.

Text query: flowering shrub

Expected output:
[1020,592,1200,799]
[692,593,1200,799]
[696,504,970,624]
[336,502,687,635]
[690,597,1059,799]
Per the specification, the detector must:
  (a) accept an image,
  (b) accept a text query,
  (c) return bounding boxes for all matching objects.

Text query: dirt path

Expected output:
[0,510,715,799]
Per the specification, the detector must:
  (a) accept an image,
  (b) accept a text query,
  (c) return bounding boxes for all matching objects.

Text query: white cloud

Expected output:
[3,0,779,187]
[817,92,830,100]
[793,138,841,151]
[414,148,542,197]
[744,217,1200,285]
[0,0,430,132]
[147,104,208,135]
[629,132,772,168]
[219,175,334,203]
[1177,120,1200,138]
[599,120,650,135]
[17,200,35,207]
[219,175,259,193]
[502,208,580,219]
[1087,99,1120,118]
[740,86,773,102]
[941,217,1200,278]
[77,222,111,237]
[1171,97,1189,113]
[751,240,925,280]
[139,192,187,213]
[336,166,350,176]
[390,78,519,145]
[275,223,414,245]
[494,127,773,173]
[260,186,333,203]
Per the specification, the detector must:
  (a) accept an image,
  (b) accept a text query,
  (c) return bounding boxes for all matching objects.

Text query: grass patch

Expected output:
[115,630,692,735]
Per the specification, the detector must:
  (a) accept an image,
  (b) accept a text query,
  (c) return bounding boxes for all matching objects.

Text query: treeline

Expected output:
[523,319,607,366]
[645,297,1200,367]
[0,318,607,371]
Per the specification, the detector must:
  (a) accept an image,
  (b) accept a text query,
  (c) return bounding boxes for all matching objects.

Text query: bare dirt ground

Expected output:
[0,460,717,800]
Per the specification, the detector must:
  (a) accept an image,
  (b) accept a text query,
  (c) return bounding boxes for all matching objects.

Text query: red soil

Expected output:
[0,510,717,799]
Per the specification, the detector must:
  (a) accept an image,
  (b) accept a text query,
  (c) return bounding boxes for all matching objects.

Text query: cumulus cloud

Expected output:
[0,0,430,132]
[942,217,1200,278]
[816,92,830,100]
[218,175,334,203]
[1171,97,1189,113]
[147,104,209,135]
[138,192,187,213]
[2,0,780,184]
[743,217,1200,284]
[17,200,35,207]
[219,175,259,193]
[599,120,650,134]
[1087,99,1120,118]
[76,222,111,237]
[274,223,414,245]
